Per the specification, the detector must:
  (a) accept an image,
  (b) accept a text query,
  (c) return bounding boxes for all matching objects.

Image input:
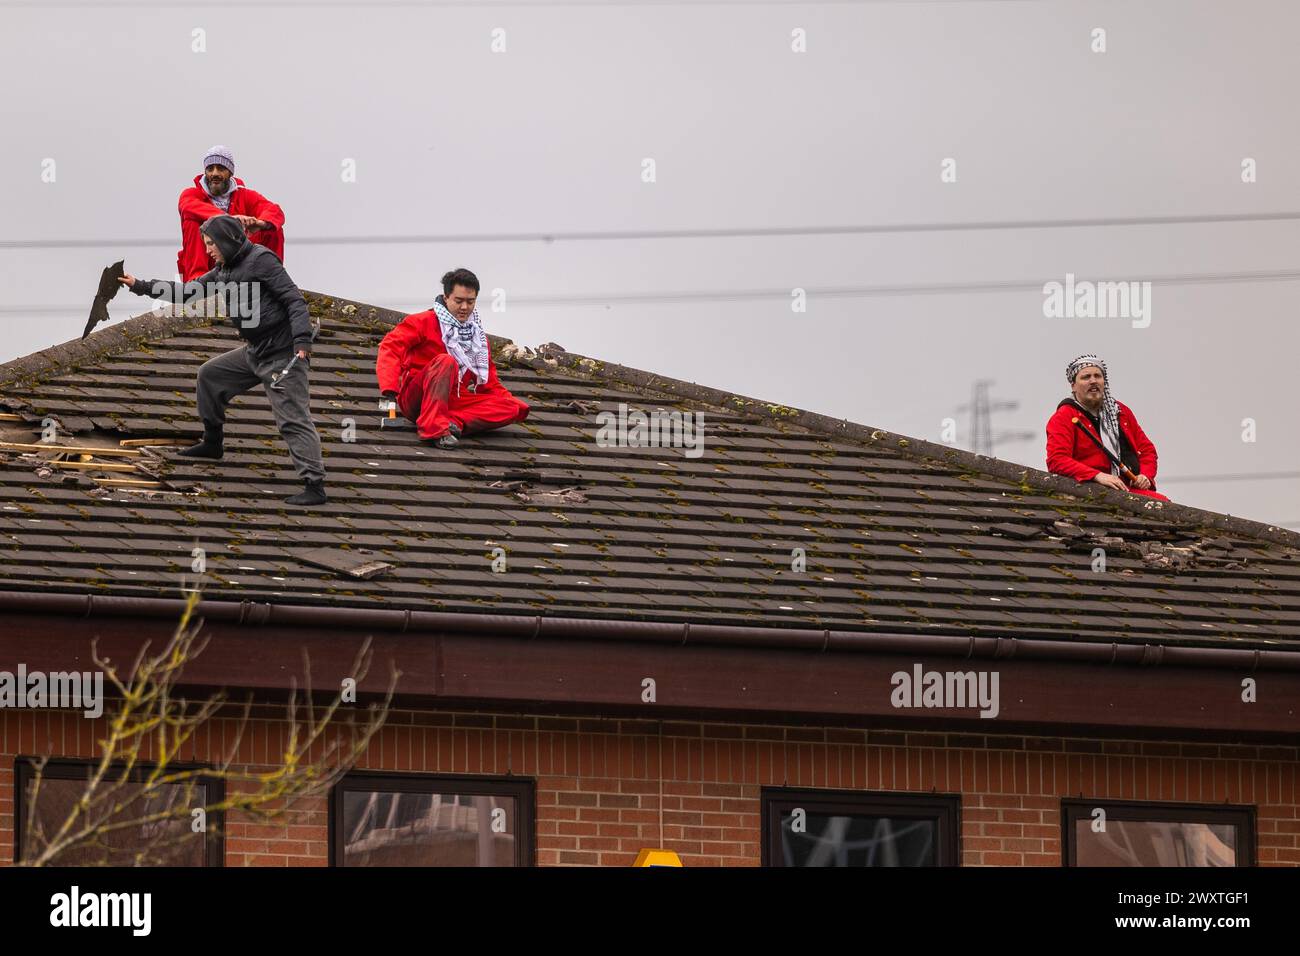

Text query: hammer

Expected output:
[269,319,321,391]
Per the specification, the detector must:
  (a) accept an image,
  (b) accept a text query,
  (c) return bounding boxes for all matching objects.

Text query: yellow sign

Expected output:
[633,848,683,867]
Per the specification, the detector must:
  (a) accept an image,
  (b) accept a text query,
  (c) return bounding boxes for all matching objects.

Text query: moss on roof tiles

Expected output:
[1,291,1297,645]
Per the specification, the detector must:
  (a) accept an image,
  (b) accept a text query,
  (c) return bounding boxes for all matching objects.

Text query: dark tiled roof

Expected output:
[1,293,1297,649]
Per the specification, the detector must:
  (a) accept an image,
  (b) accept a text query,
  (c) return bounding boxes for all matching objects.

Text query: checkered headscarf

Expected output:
[1066,354,1122,476]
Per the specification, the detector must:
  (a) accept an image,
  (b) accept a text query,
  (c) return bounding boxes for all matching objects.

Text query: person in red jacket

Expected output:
[1046,354,1167,500]
[176,146,286,281]
[376,268,529,447]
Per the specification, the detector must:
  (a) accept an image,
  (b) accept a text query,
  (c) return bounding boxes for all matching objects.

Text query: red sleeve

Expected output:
[240,188,286,230]
[375,313,428,394]
[1121,404,1158,482]
[178,188,221,223]
[1045,406,1100,483]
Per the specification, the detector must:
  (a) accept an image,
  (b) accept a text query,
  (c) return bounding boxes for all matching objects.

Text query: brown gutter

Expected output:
[1,590,1296,672]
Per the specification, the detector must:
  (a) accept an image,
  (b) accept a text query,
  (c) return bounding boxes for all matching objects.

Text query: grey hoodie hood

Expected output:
[200,215,251,266]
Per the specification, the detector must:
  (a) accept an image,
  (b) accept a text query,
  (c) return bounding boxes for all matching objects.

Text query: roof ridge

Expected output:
[0,302,215,390]
[6,290,1297,550]
[512,344,1300,551]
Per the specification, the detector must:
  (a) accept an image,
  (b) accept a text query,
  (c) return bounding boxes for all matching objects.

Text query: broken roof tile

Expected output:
[0,291,1296,650]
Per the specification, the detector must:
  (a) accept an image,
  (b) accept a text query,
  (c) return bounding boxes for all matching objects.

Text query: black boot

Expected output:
[177,421,224,459]
[285,479,328,506]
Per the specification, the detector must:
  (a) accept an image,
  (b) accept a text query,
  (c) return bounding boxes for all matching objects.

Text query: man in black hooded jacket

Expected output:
[120,214,327,505]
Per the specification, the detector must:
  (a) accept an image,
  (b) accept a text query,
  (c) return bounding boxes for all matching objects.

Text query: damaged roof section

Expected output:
[1046,519,1248,572]
[0,406,201,497]
[0,292,1295,649]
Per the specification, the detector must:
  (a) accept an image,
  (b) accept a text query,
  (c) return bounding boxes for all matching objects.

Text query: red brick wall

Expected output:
[2,709,1296,866]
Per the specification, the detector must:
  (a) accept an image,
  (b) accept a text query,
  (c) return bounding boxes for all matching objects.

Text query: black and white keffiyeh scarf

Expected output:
[201,175,239,211]
[1066,353,1122,476]
[432,295,489,388]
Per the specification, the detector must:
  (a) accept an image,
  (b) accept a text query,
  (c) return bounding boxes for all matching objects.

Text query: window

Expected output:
[1062,800,1254,867]
[331,773,534,867]
[15,758,224,866]
[763,788,960,866]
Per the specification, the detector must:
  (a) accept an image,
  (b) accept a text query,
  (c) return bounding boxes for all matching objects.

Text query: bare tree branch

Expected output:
[20,588,400,867]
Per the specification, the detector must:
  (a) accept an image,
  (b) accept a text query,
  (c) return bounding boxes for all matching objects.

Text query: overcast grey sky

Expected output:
[1,0,1296,528]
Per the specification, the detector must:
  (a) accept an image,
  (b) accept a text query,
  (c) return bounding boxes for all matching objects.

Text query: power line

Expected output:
[953,380,1034,456]
[5,265,1300,317]
[1,0,1060,7]
[1158,471,1300,484]
[7,211,1300,251]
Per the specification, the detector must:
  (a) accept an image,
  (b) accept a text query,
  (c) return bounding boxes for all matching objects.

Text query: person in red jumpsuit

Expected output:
[1045,354,1168,500]
[375,268,529,447]
[177,146,286,281]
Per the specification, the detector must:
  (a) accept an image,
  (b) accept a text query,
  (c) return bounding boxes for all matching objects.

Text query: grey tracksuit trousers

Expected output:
[196,345,326,484]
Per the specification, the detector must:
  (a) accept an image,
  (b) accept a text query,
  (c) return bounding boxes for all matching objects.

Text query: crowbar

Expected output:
[1070,417,1139,484]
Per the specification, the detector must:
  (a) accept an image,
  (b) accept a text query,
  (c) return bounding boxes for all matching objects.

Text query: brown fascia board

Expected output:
[2,594,1298,741]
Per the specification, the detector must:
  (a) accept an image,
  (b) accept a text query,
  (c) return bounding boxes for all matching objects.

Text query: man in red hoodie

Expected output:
[375,268,529,447]
[176,146,286,281]
[1045,353,1167,500]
